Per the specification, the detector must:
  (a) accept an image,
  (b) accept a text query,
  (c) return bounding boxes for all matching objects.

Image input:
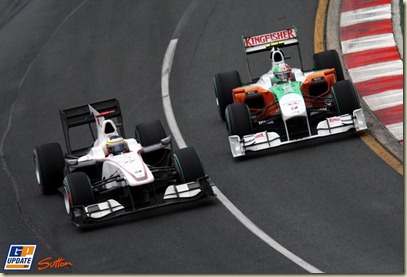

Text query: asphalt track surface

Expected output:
[0,0,403,274]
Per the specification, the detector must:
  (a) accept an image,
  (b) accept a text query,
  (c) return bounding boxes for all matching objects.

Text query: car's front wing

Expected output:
[68,177,215,227]
[228,108,367,157]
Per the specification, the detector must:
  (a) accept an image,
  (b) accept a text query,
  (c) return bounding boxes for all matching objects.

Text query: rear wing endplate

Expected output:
[59,98,125,155]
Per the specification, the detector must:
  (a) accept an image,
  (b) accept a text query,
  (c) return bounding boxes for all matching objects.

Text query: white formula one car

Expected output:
[33,99,215,227]
[213,27,367,157]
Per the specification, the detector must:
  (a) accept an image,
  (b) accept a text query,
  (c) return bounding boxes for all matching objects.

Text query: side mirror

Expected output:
[161,136,171,146]
[142,136,172,154]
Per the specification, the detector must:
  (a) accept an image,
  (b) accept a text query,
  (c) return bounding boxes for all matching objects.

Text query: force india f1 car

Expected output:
[213,27,367,157]
[33,99,215,227]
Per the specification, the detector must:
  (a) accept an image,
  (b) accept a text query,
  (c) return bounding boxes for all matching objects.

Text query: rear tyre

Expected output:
[331,80,361,115]
[63,172,95,214]
[313,49,344,81]
[173,147,205,183]
[33,143,65,195]
[213,71,241,121]
[225,102,253,138]
[135,119,168,165]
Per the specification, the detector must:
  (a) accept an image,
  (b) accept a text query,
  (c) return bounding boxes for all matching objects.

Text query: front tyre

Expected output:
[173,147,205,183]
[331,80,361,116]
[135,119,168,165]
[33,143,65,195]
[225,102,253,138]
[135,119,167,146]
[63,172,95,214]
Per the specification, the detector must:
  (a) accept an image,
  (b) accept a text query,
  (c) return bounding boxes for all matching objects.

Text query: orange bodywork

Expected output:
[232,86,277,120]
[232,68,337,120]
[301,68,336,108]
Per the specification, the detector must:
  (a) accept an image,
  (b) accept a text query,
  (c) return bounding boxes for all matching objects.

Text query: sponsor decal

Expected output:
[259,120,274,125]
[284,101,300,106]
[244,29,296,47]
[283,101,300,115]
[282,84,294,94]
[328,117,341,123]
[311,76,325,84]
[4,245,36,270]
[37,257,73,271]
[245,90,259,98]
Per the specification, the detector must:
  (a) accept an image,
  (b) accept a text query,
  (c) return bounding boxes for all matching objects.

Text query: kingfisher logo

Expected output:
[4,245,36,270]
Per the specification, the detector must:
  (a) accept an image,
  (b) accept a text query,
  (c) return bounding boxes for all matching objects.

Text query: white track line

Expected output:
[161,38,323,274]
[161,39,187,149]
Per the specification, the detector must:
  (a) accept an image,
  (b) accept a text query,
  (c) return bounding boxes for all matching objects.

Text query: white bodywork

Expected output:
[76,105,154,187]
[65,106,154,218]
[77,140,154,188]
[66,105,209,220]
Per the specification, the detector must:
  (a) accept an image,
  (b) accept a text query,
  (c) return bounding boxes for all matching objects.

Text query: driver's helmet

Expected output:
[106,135,126,155]
[273,63,292,83]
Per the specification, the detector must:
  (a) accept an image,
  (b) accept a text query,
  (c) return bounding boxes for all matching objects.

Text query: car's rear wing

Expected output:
[242,27,299,54]
[241,27,304,81]
[59,98,125,155]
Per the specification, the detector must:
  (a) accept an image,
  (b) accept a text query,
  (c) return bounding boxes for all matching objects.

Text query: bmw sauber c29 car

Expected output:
[33,99,215,227]
[213,27,367,157]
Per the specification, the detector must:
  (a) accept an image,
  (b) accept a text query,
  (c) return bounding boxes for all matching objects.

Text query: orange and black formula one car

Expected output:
[213,27,367,157]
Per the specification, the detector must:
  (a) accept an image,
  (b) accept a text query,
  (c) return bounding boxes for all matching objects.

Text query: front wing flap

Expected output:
[163,176,215,200]
[229,109,367,157]
[69,177,215,227]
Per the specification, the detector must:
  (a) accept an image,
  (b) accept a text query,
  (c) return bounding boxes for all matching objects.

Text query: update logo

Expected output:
[4,245,37,270]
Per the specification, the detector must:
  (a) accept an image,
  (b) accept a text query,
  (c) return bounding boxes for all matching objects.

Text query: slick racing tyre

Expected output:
[331,80,361,116]
[173,147,205,183]
[313,49,344,81]
[33,143,65,195]
[225,102,253,138]
[63,172,95,214]
[135,119,168,165]
[136,119,167,146]
[213,70,241,121]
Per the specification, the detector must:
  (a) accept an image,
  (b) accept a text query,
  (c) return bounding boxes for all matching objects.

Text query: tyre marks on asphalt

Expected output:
[339,0,403,144]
